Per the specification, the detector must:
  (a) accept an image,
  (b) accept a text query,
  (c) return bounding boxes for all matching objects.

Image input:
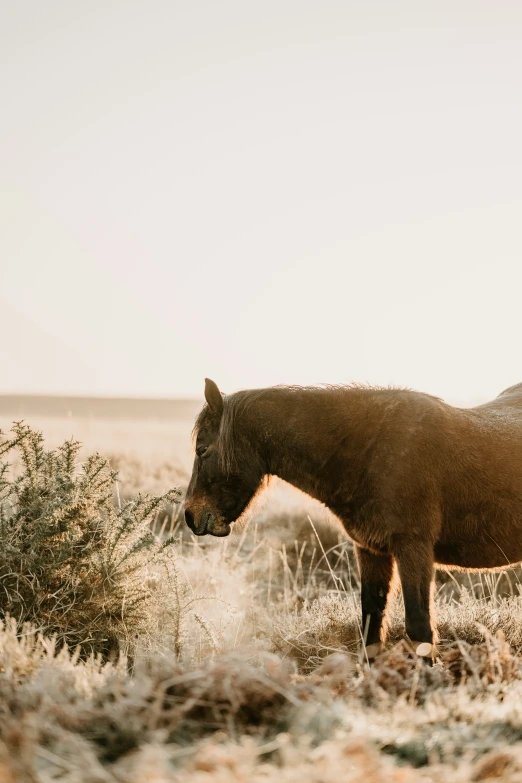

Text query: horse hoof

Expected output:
[364,643,382,661]
[413,642,439,659]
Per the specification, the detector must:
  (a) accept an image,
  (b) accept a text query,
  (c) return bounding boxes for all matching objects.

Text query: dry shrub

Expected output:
[74,650,302,755]
[441,629,522,688]
[355,640,451,707]
[0,423,180,656]
[175,736,421,783]
[0,620,307,773]
[436,565,522,602]
[271,592,361,673]
[471,750,521,781]
[437,589,522,648]
[308,652,355,695]
[4,608,522,782]
[0,614,426,782]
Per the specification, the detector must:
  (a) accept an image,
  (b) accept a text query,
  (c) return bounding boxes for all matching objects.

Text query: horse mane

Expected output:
[194,383,422,475]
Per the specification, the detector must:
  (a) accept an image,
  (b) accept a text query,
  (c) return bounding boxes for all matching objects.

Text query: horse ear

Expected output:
[204,378,224,417]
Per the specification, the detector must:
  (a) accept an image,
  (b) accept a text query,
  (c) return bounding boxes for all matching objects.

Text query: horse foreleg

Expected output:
[393,536,436,657]
[355,546,394,660]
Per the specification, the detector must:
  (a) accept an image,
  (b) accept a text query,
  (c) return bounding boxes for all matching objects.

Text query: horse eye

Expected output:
[196,445,208,457]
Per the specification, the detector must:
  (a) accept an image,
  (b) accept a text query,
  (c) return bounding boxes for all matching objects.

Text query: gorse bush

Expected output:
[0,422,180,655]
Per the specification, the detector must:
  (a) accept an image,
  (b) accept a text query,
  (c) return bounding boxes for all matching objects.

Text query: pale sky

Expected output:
[1,1,521,404]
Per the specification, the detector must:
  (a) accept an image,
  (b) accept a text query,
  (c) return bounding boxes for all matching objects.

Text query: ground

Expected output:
[1,396,522,782]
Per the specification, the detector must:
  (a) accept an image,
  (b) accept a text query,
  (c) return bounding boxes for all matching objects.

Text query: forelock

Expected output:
[192,404,211,443]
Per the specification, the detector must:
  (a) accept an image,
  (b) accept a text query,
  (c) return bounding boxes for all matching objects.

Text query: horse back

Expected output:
[471,382,522,413]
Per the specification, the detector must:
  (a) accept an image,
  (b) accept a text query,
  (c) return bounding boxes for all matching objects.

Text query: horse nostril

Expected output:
[184,509,195,531]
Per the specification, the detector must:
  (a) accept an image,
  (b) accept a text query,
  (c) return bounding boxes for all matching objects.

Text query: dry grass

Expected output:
[2,404,522,781]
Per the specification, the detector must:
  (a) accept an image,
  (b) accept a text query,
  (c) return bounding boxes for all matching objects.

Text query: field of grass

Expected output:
[2,396,522,782]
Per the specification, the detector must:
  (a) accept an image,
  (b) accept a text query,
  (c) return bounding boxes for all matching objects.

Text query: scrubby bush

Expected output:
[0,423,180,656]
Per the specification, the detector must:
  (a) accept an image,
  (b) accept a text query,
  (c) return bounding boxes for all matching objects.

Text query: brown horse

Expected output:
[184,378,522,659]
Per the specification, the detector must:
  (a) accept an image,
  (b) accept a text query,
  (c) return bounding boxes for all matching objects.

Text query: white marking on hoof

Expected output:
[415,642,437,658]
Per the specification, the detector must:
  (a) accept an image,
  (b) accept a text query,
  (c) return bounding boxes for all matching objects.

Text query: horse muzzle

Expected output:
[184,507,231,537]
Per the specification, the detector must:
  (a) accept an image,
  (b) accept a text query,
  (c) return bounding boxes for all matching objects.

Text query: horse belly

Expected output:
[434,537,522,570]
[437,484,522,569]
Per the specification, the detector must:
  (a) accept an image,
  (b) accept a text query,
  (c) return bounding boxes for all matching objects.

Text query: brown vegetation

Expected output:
[1,411,522,781]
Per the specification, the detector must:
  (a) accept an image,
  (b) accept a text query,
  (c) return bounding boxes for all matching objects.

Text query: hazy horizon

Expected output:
[2,1,521,402]
[0,386,497,410]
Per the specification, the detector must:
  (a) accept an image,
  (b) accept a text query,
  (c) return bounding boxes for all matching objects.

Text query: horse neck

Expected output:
[242,388,387,504]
